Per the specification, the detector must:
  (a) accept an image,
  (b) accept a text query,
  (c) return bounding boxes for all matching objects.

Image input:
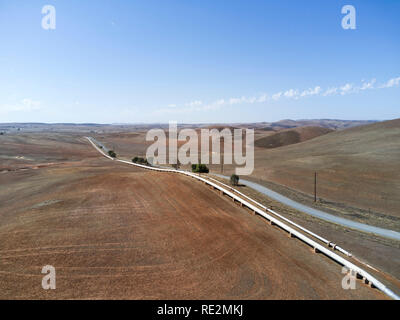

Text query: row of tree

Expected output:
[106,149,240,186]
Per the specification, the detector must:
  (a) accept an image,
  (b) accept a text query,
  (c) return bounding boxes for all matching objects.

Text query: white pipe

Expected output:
[85,137,400,300]
[207,176,351,256]
[86,137,114,160]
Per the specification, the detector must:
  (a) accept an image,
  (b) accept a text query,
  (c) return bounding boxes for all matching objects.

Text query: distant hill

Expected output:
[1,119,378,132]
[255,126,333,149]
[202,125,239,132]
[254,119,378,130]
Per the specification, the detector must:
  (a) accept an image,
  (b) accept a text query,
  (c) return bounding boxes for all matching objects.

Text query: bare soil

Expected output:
[0,133,385,299]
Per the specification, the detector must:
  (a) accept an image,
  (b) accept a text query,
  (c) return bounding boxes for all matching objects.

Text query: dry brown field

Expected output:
[0,133,385,299]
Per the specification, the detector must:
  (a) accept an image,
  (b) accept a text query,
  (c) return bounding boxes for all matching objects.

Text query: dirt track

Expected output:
[0,135,385,299]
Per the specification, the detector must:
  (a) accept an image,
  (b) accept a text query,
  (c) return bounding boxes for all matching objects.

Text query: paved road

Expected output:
[213,174,400,241]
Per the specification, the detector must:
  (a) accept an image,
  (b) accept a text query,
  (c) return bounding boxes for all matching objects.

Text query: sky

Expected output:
[0,0,399,124]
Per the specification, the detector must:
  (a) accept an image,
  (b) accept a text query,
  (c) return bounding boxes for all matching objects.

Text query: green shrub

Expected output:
[108,150,117,158]
[230,174,239,186]
[132,156,150,166]
[191,163,209,173]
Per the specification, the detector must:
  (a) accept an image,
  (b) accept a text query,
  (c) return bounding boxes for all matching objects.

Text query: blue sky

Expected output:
[0,0,399,123]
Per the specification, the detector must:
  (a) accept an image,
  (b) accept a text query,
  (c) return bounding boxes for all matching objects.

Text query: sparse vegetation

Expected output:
[132,156,150,165]
[108,150,117,158]
[230,174,239,186]
[191,163,209,173]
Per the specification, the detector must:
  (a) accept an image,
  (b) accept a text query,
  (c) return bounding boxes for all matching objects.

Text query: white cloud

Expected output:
[360,78,376,90]
[185,100,202,107]
[340,83,354,95]
[380,77,400,88]
[300,86,321,97]
[245,96,257,104]
[257,94,268,103]
[284,89,299,98]
[228,97,244,105]
[0,98,42,113]
[228,96,258,105]
[322,87,338,96]
[155,76,399,114]
[272,92,282,101]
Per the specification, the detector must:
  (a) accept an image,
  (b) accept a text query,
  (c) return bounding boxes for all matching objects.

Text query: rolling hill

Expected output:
[250,118,400,219]
[255,126,333,149]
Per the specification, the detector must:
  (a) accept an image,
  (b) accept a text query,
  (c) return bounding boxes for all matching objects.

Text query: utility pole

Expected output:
[220,137,224,174]
[314,172,317,202]
[220,152,224,173]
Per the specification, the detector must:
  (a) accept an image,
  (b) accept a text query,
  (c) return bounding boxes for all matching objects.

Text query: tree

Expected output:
[199,164,209,173]
[108,150,117,158]
[132,156,150,166]
[230,174,239,186]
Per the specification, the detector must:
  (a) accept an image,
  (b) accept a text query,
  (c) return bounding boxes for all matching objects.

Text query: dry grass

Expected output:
[254,126,333,149]
[0,133,385,299]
